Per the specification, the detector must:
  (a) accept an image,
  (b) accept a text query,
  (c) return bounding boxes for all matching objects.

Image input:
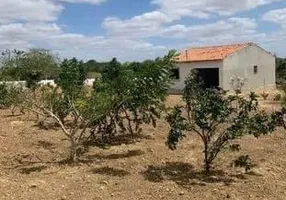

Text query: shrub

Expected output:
[280,84,286,106]
[0,83,9,108]
[274,93,282,101]
[12,52,176,162]
[260,92,269,100]
[18,80,108,162]
[58,58,86,98]
[166,71,278,173]
[233,155,252,172]
[90,52,175,144]
[230,77,245,94]
[0,83,25,114]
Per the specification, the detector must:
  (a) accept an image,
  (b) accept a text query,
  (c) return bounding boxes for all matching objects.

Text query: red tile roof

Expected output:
[175,43,252,62]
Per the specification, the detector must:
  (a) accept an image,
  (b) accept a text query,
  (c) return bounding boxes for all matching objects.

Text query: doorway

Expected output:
[196,68,219,88]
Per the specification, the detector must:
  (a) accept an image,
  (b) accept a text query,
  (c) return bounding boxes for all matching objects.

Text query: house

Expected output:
[171,43,276,92]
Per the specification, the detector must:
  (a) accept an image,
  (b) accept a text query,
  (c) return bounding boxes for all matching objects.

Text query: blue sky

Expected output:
[0,0,286,61]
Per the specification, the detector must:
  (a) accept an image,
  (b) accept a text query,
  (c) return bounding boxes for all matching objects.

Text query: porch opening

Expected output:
[196,68,219,88]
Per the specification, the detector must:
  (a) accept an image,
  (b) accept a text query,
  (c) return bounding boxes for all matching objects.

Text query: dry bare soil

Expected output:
[0,96,286,200]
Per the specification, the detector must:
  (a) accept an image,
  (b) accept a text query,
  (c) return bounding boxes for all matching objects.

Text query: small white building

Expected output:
[171,43,276,92]
[38,80,56,87]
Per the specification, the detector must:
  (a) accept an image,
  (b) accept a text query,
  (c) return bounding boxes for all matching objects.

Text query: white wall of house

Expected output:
[84,78,95,86]
[172,61,223,91]
[0,81,26,88]
[38,80,56,87]
[1,78,97,87]
[223,44,276,91]
[171,44,276,92]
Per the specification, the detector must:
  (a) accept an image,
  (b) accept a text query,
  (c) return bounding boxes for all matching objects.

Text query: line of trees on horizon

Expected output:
[0,48,161,82]
[0,48,286,85]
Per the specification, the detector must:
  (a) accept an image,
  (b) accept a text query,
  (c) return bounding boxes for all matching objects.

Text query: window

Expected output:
[253,65,258,74]
[170,68,180,80]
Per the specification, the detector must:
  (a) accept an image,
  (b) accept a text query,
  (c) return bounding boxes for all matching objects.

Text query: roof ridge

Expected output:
[176,42,255,63]
[186,42,252,50]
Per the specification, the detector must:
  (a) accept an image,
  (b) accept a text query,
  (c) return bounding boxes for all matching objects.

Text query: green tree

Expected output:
[58,58,86,98]
[166,71,278,173]
[0,49,24,80]
[83,59,109,73]
[0,49,59,82]
[0,83,9,108]
[276,57,286,84]
[5,51,176,162]
[90,51,175,144]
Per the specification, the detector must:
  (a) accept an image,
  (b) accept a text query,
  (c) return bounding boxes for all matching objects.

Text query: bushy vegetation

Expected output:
[1,48,286,177]
[0,83,9,108]
[276,57,286,84]
[0,83,25,114]
[0,49,113,81]
[166,71,281,173]
[260,92,269,100]
[0,51,175,162]
[0,49,59,81]
[274,93,282,101]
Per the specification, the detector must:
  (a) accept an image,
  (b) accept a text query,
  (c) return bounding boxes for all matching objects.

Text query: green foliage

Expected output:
[0,49,24,80]
[166,106,186,150]
[10,51,175,162]
[276,57,286,84]
[270,107,286,129]
[260,92,269,100]
[0,83,25,111]
[0,83,9,108]
[166,71,278,173]
[233,155,252,172]
[58,58,86,98]
[26,70,43,89]
[274,93,282,101]
[91,52,174,143]
[83,59,109,74]
[0,49,59,82]
[280,84,286,106]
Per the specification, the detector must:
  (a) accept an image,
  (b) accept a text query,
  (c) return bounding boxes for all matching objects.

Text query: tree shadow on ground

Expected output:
[6,153,102,171]
[91,166,130,177]
[85,149,145,160]
[19,165,48,174]
[11,149,144,171]
[142,162,235,188]
[2,114,22,118]
[228,170,263,181]
[36,140,55,151]
[84,133,154,149]
[32,121,59,131]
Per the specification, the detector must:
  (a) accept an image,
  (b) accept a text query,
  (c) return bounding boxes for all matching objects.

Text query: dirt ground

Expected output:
[0,96,286,200]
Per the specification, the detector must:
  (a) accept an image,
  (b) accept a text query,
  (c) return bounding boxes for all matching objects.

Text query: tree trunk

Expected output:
[204,141,211,174]
[124,109,134,138]
[70,138,78,163]
[205,159,211,174]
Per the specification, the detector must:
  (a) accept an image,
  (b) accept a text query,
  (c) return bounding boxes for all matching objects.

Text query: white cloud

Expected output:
[0,22,165,61]
[0,0,284,61]
[260,8,286,56]
[0,0,63,23]
[161,18,269,50]
[103,11,170,38]
[163,18,258,39]
[0,23,62,40]
[262,8,286,27]
[103,0,282,39]
[45,35,166,61]
[58,0,107,4]
[152,0,282,19]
